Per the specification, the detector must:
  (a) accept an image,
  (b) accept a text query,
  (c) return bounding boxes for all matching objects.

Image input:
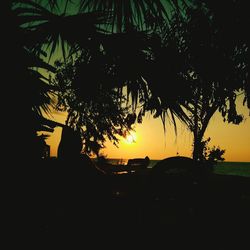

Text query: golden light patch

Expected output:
[125,133,136,144]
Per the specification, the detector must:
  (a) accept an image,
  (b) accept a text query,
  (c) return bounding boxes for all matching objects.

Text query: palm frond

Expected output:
[14,2,109,60]
[79,0,171,32]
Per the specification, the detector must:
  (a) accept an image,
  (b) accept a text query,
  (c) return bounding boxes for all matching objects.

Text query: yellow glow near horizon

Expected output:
[45,96,250,162]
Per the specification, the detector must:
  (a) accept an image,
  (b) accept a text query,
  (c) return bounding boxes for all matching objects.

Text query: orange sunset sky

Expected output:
[45,95,250,162]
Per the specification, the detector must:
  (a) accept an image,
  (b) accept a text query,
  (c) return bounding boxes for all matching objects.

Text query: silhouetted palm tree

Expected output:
[12,0,192,151]
[165,2,249,161]
[4,1,59,160]
[9,0,249,160]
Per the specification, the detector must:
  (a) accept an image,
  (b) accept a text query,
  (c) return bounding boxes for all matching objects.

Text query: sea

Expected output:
[106,158,250,177]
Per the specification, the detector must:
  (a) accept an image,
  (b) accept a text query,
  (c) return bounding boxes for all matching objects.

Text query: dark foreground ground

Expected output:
[14,159,250,249]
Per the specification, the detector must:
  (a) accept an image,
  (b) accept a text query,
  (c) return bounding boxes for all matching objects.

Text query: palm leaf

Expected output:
[79,0,171,32]
[14,2,109,60]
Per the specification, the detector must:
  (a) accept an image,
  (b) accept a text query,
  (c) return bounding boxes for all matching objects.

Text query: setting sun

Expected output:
[125,132,137,144]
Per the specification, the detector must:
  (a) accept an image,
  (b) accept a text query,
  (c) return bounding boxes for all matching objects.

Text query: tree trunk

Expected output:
[192,105,218,162]
[192,132,203,162]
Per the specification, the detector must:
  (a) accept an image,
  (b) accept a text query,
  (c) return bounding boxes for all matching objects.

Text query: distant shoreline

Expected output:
[98,158,250,177]
[101,158,250,164]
